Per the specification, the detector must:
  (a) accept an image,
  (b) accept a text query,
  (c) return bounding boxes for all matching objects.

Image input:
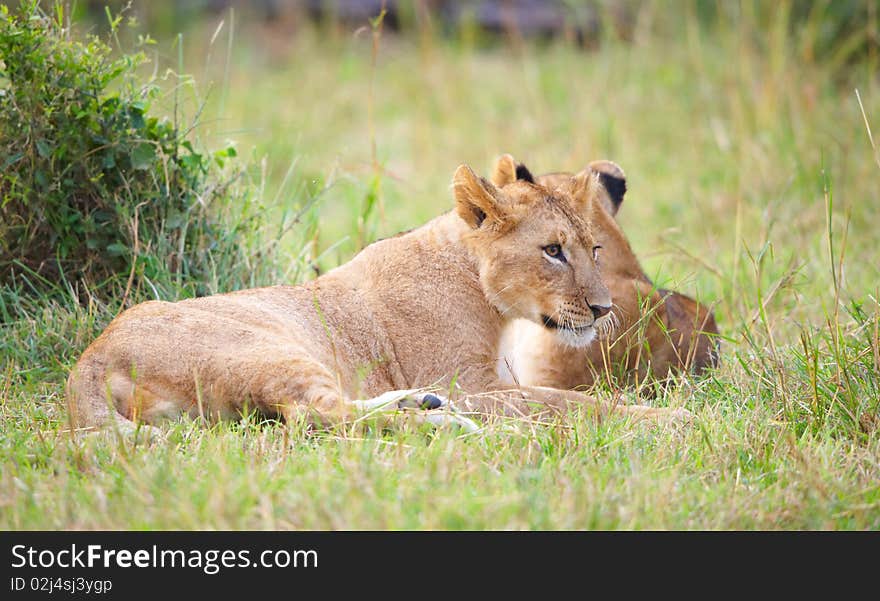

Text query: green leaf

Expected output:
[129,106,145,130]
[180,153,205,173]
[2,152,23,169]
[131,142,155,170]
[35,139,51,158]
[92,210,113,223]
[105,243,129,256]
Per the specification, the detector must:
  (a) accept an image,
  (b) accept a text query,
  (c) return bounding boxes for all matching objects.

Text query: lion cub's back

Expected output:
[84,286,329,372]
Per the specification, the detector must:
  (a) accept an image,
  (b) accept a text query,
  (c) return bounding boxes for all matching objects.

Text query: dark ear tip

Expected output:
[598,172,626,208]
[515,163,535,183]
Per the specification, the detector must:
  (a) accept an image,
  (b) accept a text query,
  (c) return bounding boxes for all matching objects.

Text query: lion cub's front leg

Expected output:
[457,383,693,425]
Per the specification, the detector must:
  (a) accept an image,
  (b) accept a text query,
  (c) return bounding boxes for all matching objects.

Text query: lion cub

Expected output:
[493,155,719,390]
[67,162,690,433]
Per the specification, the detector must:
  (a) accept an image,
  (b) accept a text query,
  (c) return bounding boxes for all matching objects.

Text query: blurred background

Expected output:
[5,0,880,336]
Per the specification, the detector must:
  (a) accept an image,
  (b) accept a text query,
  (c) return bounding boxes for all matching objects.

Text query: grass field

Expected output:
[2,3,880,529]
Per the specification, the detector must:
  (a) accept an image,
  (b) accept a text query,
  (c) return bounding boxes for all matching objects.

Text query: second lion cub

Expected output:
[493,155,719,391]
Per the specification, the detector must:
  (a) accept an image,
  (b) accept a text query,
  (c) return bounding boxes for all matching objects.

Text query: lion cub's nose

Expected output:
[589,303,612,320]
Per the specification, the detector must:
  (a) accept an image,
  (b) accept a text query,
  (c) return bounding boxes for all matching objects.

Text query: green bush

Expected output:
[0,1,260,301]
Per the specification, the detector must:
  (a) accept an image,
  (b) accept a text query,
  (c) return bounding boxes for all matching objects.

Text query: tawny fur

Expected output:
[67,162,689,432]
[493,155,719,390]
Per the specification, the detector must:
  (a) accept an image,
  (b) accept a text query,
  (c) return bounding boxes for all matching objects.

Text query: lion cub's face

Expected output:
[453,164,612,347]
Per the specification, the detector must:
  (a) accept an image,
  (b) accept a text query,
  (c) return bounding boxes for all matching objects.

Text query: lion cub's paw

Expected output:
[624,404,694,427]
[352,390,481,433]
[397,392,480,432]
[396,392,446,410]
[418,411,481,433]
[646,406,694,427]
[396,392,481,433]
[670,407,695,423]
[80,421,166,445]
[352,389,451,411]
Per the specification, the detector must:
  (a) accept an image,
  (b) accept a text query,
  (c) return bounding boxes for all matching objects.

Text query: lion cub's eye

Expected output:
[592,245,602,261]
[543,244,566,262]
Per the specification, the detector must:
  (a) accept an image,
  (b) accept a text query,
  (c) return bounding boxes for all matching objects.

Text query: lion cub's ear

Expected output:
[587,160,627,216]
[453,164,508,229]
[490,154,518,187]
[490,154,535,187]
[557,171,603,210]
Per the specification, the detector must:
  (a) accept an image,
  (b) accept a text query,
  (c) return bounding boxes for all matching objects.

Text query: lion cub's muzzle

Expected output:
[540,309,610,348]
[541,315,596,347]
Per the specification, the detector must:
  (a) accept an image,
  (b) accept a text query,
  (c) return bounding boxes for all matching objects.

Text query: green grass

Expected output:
[2,3,880,529]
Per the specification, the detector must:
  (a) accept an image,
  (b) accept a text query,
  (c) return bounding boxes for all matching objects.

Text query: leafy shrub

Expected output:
[0,1,264,301]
